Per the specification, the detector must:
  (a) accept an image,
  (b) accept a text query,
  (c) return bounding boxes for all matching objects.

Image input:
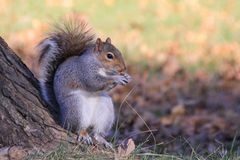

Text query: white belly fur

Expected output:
[70,90,115,134]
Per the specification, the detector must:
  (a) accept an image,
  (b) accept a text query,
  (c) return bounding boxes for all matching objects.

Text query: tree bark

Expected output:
[0,36,67,156]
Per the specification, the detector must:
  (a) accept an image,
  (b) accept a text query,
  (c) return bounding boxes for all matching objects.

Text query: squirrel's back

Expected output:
[38,20,95,110]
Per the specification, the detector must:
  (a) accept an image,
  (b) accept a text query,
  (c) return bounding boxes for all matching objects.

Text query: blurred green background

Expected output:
[1,0,240,73]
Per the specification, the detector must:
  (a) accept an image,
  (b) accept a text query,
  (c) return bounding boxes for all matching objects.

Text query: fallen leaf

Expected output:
[116,138,135,159]
[171,104,186,116]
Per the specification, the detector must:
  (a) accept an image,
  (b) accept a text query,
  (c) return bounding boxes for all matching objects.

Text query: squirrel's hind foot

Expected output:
[94,134,113,149]
[77,129,93,145]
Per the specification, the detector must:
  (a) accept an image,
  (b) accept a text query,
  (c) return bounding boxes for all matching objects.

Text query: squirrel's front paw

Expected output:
[124,73,131,82]
[115,73,131,85]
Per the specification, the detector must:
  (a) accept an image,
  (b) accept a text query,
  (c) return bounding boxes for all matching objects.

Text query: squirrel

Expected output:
[37,20,131,148]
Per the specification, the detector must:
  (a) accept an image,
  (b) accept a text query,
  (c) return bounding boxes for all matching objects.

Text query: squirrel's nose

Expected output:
[119,72,125,76]
[118,66,127,75]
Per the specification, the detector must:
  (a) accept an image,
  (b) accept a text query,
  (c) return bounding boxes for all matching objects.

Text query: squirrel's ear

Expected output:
[106,37,111,44]
[95,38,103,52]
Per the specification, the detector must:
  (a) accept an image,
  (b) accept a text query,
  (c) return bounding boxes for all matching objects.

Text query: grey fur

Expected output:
[54,48,117,134]
[37,21,131,146]
[38,21,94,110]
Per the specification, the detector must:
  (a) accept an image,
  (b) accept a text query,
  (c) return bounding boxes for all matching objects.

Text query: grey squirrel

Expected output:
[37,20,131,148]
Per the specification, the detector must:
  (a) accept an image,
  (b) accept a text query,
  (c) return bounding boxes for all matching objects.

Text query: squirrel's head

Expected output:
[94,37,127,75]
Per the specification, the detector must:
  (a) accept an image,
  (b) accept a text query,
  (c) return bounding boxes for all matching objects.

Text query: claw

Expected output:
[124,73,131,82]
[77,135,93,145]
[103,141,113,149]
[94,134,113,149]
[82,136,93,145]
[113,73,131,86]
[77,129,93,145]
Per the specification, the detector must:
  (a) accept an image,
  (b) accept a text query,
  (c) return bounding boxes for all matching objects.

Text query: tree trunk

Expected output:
[0,37,67,158]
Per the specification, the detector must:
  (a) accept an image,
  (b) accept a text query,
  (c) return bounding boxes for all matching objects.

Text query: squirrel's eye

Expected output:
[107,53,114,59]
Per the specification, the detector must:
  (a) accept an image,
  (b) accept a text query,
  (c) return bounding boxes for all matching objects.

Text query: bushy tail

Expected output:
[38,20,95,111]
